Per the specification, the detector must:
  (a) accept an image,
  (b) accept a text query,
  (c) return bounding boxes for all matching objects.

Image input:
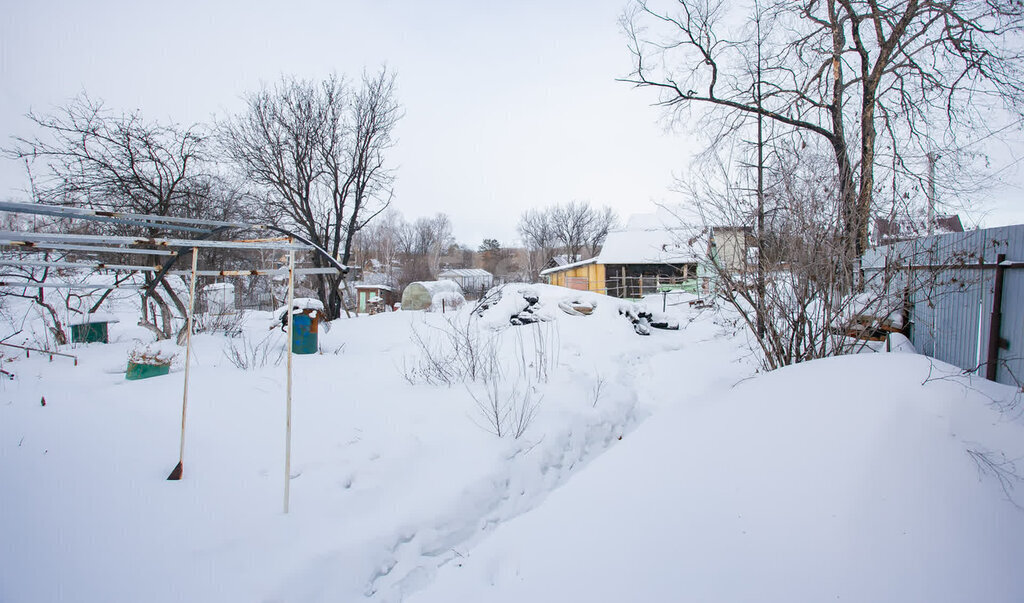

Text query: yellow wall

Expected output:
[546,263,606,293]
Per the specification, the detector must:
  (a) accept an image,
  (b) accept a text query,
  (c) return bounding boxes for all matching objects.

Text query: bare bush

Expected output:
[194,309,245,337]
[403,312,552,438]
[405,315,498,386]
[223,332,284,370]
[513,321,559,385]
[467,372,541,439]
[967,448,1023,510]
[591,374,607,408]
[679,145,911,371]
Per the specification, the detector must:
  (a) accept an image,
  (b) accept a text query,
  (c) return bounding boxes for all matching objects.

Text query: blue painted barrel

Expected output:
[291,313,318,354]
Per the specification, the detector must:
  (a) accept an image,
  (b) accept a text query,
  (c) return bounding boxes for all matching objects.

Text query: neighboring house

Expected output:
[438,268,494,293]
[540,212,702,298]
[708,226,756,273]
[873,215,964,246]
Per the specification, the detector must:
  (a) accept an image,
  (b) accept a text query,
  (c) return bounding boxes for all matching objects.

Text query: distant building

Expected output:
[873,215,964,246]
[544,254,581,270]
[708,226,756,274]
[438,268,494,293]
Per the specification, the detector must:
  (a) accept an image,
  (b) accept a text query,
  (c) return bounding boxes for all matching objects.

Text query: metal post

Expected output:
[926,152,938,237]
[985,253,1006,381]
[168,247,198,481]
[284,247,295,513]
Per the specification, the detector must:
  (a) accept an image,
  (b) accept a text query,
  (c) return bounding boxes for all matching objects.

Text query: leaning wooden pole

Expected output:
[284,247,295,513]
[168,247,199,481]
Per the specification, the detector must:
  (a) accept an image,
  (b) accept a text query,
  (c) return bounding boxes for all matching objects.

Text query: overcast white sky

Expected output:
[1,0,1021,246]
[0,0,697,246]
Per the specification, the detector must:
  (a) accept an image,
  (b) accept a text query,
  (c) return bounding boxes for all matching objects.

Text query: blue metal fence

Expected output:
[863,225,1024,387]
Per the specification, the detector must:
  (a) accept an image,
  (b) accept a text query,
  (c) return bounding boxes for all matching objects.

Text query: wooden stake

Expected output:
[284,247,295,513]
[168,247,198,481]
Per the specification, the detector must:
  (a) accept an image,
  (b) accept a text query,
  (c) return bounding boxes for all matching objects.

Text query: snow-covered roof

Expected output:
[596,226,700,265]
[547,254,580,268]
[355,283,394,292]
[438,268,493,278]
[68,312,120,326]
[539,257,598,276]
[409,280,463,294]
[874,214,964,245]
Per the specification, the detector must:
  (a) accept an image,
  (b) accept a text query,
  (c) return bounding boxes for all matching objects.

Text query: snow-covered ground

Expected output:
[2,284,1024,602]
[1,285,750,602]
[412,352,1024,602]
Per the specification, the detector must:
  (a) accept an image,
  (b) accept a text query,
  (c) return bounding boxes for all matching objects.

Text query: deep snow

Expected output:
[1,284,750,602]
[411,353,1024,603]
[2,283,1023,602]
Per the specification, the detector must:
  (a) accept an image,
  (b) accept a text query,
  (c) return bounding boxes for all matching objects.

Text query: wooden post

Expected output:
[985,253,1007,382]
[168,247,198,481]
[621,267,626,298]
[284,247,295,513]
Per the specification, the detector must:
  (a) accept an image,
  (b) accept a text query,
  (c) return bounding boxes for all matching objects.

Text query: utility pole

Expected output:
[755,0,766,339]
[926,152,938,237]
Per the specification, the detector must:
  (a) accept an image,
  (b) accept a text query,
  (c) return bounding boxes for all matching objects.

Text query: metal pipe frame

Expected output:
[0,241,178,256]
[0,260,158,271]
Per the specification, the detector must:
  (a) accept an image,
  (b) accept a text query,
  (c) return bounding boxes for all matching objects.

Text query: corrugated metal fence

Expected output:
[862,225,1024,387]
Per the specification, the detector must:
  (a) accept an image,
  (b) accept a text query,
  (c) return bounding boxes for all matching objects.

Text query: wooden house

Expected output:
[540,213,701,298]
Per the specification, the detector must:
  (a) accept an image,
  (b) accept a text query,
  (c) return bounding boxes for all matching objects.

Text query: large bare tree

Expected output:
[6,94,216,340]
[517,208,559,280]
[517,202,618,280]
[622,0,1024,264]
[220,69,400,318]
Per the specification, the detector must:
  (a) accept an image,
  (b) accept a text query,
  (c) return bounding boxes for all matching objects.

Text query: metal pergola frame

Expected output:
[0,201,347,513]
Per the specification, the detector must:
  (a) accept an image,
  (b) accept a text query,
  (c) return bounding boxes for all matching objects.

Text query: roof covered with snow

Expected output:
[355,283,394,292]
[547,254,581,268]
[596,213,701,265]
[874,214,964,245]
[438,268,493,278]
[538,257,598,276]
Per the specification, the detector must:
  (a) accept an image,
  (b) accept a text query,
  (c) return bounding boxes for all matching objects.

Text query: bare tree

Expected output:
[518,208,559,281]
[352,208,405,283]
[684,142,904,370]
[393,213,454,289]
[584,205,619,258]
[220,68,401,319]
[550,201,595,260]
[6,94,215,339]
[518,202,619,281]
[622,0,1024,266]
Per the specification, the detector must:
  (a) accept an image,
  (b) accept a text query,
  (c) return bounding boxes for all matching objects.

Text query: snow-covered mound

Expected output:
[411,353,1024,603]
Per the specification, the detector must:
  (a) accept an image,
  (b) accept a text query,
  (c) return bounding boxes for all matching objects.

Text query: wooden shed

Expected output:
[355,284,397,314]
